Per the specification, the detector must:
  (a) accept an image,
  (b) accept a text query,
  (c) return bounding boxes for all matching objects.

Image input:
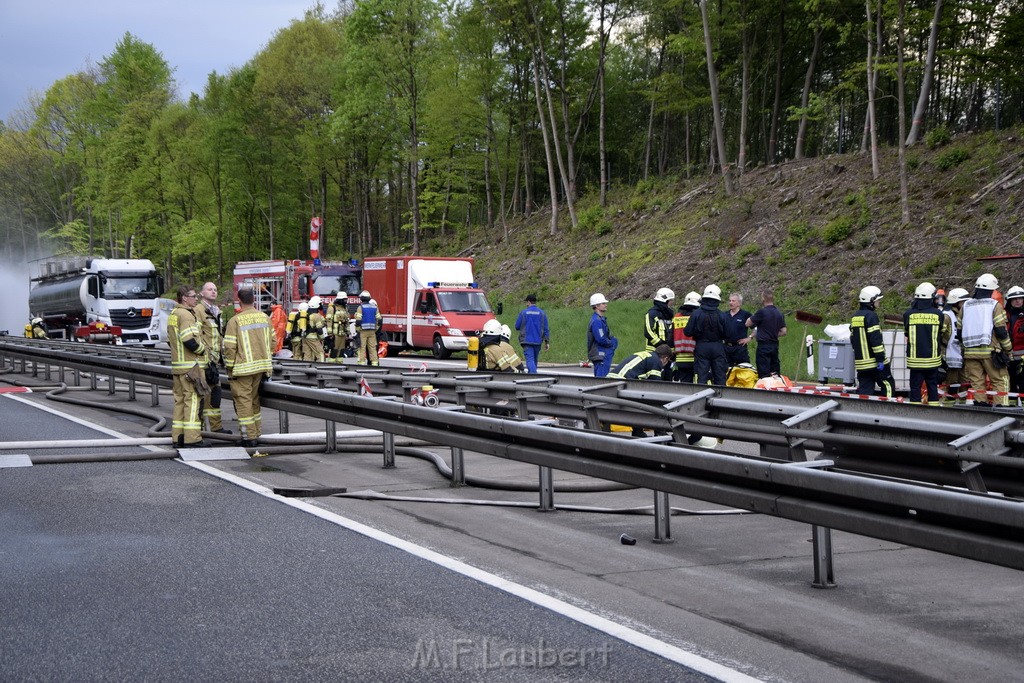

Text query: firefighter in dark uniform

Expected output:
[684,284,729,386]
[645,288,675,379]
[903,282,948,404]
[851,285,894,397]
[609,345,674,380]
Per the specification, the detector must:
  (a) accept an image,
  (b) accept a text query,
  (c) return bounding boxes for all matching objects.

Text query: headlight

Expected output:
[447,328,464,337]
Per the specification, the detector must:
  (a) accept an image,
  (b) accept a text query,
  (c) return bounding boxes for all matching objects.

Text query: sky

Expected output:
[0,0,321,124]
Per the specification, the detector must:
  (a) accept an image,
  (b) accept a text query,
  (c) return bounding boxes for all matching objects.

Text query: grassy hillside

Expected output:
[455,129,1019,377]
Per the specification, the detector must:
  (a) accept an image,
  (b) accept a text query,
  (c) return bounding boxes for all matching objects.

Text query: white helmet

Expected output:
[858,285,883,304]
[359,290,371,301]
[307,295,322,309]
[913,282,936,299]
[654,287,675,303]
[946,288,969,305]
[369,299,378,307]
[32,317,42,325]
[976,273,999,290]
[335,291,347,301]
[482,319,502,335]
[500,324,512,340]
[702,284,722,301]
[1006,286,1024,300]
[683,291,701,307]
[590,293,608,307]
[298,302,309,312]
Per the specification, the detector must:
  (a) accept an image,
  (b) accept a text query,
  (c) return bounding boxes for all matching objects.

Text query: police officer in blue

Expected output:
[587,293,618,378]
[684,284,730,386]
[514,293,550,373]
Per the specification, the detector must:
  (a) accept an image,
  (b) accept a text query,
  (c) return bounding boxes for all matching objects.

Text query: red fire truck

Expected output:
[232,260,315,313]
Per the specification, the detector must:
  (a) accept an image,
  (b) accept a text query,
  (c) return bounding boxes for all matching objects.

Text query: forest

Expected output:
[0,0,1021,289]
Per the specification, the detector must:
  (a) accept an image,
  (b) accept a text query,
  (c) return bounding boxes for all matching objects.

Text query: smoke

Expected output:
[0,257,31,336]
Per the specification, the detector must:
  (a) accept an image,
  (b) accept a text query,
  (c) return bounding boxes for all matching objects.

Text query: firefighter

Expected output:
[194,282,229,434]
[672,292,700,382]
[285,303,307,359]
[301,296,327,362]
[1005,285,1024,396]
[684,284,729,386]
[479,320,522,372]
[644,288,675,380]
[355,290,381,365]
[609,344,674,380]
[27,317,47,339]
[326,292,350,362]
[222,287,274,448]
[961,273,1012,407]
[269,304,287,355]
[903,282,947,404]
[941,288,969,404]
[167,285,208,448]
[851,286,894,397]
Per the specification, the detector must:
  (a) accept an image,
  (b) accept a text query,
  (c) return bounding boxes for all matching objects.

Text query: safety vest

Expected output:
[942,309,963,369]
[672,313,696,361]
[223,309,274,377]
[358,304,378,330]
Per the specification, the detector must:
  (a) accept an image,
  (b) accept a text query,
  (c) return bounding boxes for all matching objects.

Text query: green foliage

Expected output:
[822,215,854,245]
[576,205,613,236]
[925,126,952,149]
[935,147,970,171]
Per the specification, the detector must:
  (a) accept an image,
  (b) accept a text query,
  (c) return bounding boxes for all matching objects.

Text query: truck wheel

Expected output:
[432,335,451,360]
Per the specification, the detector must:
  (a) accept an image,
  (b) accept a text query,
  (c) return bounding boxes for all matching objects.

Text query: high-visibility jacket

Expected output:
[355,303,380,330]
[962,295,1011,359]
[194,302,223,364]
[223,308,274,377]
[850,305,887,371]
[903,300,945,369]
[168,304,207,374]
[672,310,696,363]
[942,309,963,369]
[609,351,665,380]
[643,302,672,351]
[483,340,523,372]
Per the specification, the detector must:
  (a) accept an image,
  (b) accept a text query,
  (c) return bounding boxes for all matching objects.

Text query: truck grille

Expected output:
[109,308,152,330]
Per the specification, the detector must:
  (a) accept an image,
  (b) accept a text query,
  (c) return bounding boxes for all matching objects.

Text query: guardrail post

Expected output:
[128,377,136,401]
[150,383,159,407]
[73,369,81,387]
[89,371,96,390]
[326,420,336,453]
[44,363,51,381]
[450,447,465,487]
[653,490,673,543]
[382,431,396,468]
[278,409,289,433]
[811,525,837,588]
[108,374,116,395]
[30,360,37,377]
[538,466,555,511]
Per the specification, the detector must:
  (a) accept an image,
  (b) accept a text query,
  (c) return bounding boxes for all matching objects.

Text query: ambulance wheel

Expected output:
[432,335,450,360]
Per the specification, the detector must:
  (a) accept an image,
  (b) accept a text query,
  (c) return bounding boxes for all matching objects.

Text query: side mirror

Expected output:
[496,302,504,315]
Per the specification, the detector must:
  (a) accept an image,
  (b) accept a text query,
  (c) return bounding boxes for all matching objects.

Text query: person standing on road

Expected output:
[724,292,754,367]
[1004,286,1024,396]
[222,287,274,448]
[168,285,208,448]
[194,281,229,434]
[941,288,969,404]
[684,285,729,386]
[746,290,787,378]
[644,288,675,380]
[903,282,947,405]
[301,296,327,363]
[672,292,700,383]
[851,286,894,397]
[961,273,1012,406]
[515,293,550,374]
[355,290,382,365]
[587,293,618,378]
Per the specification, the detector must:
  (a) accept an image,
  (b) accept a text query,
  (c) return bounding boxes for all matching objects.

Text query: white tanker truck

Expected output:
[28,257,163,345]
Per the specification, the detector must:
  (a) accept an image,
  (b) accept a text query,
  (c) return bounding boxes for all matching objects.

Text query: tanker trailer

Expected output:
[28,257,163,345]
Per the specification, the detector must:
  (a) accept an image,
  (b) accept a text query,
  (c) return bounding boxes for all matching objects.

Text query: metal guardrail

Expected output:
[2,338,1024,574]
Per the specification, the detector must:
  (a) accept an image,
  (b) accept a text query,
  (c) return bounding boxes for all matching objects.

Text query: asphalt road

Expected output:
[0,396,720,681]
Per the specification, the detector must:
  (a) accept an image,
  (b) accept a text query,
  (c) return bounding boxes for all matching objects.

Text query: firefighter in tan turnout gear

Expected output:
[194,281,229,433]
[222,287,274,448]
[301,296,328,362]
[355,291,382,365]
[167,285,208,448]
[961,273,1013,407]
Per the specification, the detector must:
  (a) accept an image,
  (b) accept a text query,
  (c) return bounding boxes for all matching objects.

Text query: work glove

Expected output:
[876,362,885,371]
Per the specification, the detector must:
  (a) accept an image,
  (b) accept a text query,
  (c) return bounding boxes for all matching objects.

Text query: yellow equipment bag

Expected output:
[727,364,758,389]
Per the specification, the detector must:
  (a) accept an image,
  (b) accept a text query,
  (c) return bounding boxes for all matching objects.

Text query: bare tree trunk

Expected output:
[699,0,735,195]
[532,56,559,236]
[539,58,578,229]
[768,0,785,163]
[738,18,752,177]
[865,0,880,179]
[642,45,664,181]
[794,26,822,160]
[598,0,608,207]
[906,0,942,145]
[897,0,910,224]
